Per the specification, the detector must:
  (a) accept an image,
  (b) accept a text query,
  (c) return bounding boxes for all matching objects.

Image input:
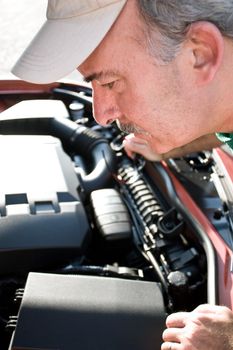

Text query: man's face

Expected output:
[78,0,209,154]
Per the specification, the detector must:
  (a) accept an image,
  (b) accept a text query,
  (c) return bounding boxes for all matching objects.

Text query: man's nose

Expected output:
[92,84,121,126]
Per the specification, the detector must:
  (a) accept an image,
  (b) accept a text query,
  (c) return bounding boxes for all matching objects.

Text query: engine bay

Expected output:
[0,81,232,349]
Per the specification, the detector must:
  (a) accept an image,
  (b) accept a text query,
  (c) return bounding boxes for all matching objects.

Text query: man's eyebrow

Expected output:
[83,72,102,83]
[83,70,119,83]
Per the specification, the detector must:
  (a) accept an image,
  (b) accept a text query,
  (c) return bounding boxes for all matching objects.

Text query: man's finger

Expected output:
[166,312,188,328]
[162,327,182,342]
[194,304,231,315]
[161,341,182,350]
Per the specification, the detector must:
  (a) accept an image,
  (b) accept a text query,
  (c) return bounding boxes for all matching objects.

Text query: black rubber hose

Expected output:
[0,115,116,193]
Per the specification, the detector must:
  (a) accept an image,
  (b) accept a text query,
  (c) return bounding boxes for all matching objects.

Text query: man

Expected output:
[12,1,233,349]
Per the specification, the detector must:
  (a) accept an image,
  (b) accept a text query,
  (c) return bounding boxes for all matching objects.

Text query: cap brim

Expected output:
[12,0,126,84]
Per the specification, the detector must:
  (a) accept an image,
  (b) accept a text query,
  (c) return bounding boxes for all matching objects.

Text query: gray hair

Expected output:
[137,0,233,63]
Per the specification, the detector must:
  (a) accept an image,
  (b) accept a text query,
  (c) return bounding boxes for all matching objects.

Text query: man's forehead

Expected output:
[78,0,142,77]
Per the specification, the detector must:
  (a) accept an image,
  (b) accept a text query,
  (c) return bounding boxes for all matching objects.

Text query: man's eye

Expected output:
[102,81,115,89]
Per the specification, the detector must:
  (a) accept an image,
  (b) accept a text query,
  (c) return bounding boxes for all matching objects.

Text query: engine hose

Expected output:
[0,115,116,193]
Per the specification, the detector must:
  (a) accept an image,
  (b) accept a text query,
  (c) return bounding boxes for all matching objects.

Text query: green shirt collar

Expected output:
[216,132,233,150]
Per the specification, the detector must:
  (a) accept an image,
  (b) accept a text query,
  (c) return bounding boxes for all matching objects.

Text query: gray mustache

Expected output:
[116,120,146,135]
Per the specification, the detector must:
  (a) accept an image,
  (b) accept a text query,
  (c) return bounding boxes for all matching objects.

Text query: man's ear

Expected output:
[186,21,224,85]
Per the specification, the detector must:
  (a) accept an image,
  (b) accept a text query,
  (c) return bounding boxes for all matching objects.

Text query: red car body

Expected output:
[0,78,232,349]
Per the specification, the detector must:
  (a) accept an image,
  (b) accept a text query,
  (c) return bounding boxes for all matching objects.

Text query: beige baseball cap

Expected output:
[11,0,127,84]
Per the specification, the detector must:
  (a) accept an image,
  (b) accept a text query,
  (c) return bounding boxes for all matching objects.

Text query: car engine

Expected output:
[0,82,231,350]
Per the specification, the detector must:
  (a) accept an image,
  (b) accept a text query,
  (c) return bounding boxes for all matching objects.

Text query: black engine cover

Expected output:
[0,136,90,275]
[10,272,166,350]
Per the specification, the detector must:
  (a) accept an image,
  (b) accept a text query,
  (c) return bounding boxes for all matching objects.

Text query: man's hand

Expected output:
[161,304,233,350]
[123,133,223,161]
[123,134,162,161]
